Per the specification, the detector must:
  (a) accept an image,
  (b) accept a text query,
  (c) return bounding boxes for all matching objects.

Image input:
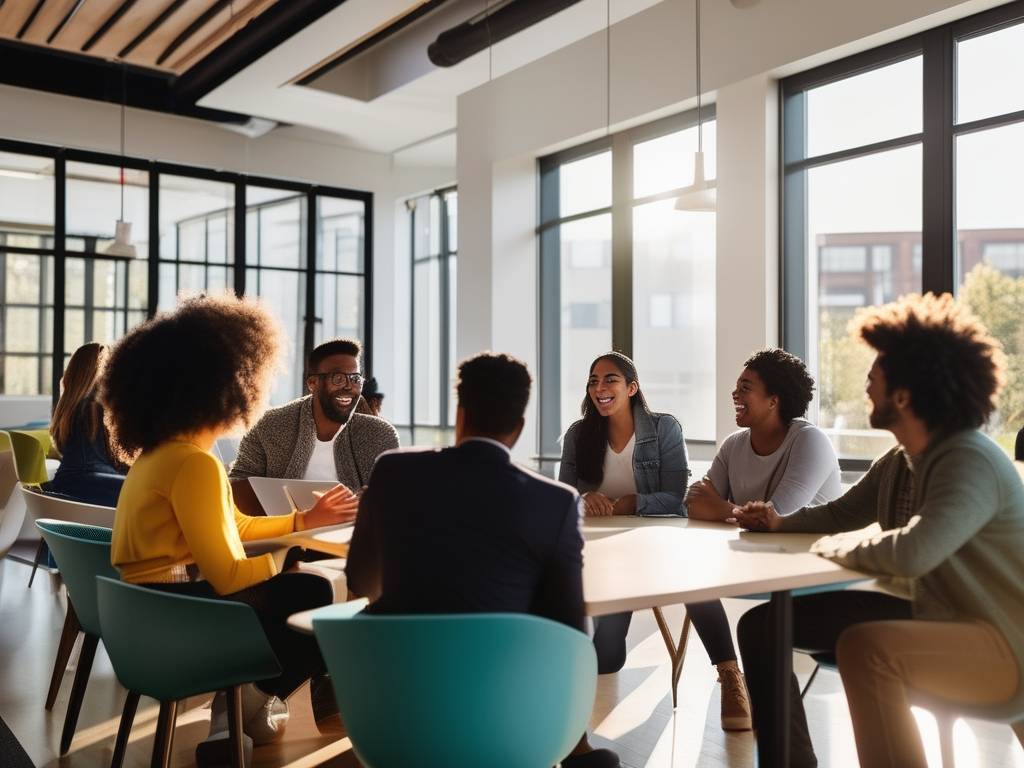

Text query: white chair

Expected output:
[22,486,115,587]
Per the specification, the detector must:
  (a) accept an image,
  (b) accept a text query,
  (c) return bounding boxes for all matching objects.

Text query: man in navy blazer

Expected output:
[346,352,618,768]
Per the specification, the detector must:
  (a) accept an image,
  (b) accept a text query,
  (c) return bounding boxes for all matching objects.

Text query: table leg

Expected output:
[652,606,692,710]
[768,590,792,767]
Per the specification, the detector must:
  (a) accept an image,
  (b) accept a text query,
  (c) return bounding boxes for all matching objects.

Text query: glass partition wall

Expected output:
[782,2,1024,463]
[0,139,371,406]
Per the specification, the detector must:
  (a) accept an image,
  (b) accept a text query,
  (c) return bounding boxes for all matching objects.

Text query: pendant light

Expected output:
[103,65,136,258]
[675,0,716,212]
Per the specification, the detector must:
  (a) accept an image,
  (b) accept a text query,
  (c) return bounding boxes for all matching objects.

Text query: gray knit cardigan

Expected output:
[229,395,400,489]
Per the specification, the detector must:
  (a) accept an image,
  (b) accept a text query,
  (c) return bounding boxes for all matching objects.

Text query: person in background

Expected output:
[347,352,619,768]
[229,339,398,513]
[360,376,385,417]
[686,348,841,521]
[558,351,752,732]
[731,293,1024,768]
[1015,424,1023,461]
[104,295,357,764]
[46,342,128,507]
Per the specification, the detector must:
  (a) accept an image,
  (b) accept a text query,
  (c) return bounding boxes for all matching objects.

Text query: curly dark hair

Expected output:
[853,292,1005,433]
[308,338,361,375]
[743,348,815,424]
[100,294,282,453]
[456,352,531,436]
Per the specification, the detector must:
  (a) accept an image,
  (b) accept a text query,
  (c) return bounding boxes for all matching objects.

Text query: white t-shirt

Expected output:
[704,418,842,515]
[597,433,637,500]
[303,437,337,480]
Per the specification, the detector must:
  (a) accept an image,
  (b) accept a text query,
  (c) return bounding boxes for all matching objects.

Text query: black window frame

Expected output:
[0,137,373,407]
[780,0,1024,470]
[537,106,717,472]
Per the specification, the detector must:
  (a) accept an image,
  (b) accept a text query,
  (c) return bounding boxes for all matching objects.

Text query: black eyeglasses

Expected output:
[309,372,364,387]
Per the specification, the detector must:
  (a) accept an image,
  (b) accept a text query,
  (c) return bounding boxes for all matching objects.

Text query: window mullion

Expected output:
[610,131,633,357]
[921,26,955,295]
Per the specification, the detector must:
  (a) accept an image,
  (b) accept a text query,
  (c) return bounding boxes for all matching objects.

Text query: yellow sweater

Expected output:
[112,440,296,595]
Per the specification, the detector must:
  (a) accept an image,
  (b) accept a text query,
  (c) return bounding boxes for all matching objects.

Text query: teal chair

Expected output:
[97,577,282,768]
[313,613,597,768]
[35,519,117,756]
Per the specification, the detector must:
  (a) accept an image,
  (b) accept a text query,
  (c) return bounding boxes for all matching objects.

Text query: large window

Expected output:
[783,3,1024,461]
[0,140,371,406]
[400,188,457,446]
[538,110,716,468]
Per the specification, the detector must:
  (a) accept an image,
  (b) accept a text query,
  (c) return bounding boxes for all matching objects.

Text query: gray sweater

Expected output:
[782,429,1024,677]
[229,396,399,489]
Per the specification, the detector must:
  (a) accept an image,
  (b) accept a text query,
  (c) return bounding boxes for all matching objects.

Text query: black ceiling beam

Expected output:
[174,0,351,103]
[47,0,87,44]
[156,0,232,66]
[82,0,137,52]
[17,0,47,39]
[0,38,250,125]
[118,0,188,59]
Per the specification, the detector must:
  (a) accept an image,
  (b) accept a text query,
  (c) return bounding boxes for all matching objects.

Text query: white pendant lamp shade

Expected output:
[104,220,137,258]
[674,151,716,211]
[104,65,135,258]
[675,0,717,212]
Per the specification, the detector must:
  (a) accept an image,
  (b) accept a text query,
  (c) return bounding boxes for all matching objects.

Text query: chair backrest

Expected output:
[7,429,51,485]
[313,613,597,768]
[23,486,115,528]
[96,577,280,701]
[35,519,116,637]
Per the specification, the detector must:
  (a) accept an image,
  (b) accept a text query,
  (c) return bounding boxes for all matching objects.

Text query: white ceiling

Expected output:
[199,0,663,161]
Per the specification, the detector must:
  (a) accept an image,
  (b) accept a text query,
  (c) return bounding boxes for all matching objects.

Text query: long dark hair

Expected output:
[574,352,651,485]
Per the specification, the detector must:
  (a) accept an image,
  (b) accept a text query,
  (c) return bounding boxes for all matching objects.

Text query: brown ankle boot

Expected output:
[717,661,752,731]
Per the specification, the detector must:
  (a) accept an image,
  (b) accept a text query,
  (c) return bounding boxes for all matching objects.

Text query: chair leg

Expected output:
[799,663,820,700]
[226,686,246,768]
[150,700,178,768]
[110,690,140,768]
[59,633,99,755]
[28,539,48,588]
[45,601,81,710]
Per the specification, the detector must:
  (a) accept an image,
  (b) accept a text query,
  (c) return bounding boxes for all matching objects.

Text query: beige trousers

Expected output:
[836,619,1020,768]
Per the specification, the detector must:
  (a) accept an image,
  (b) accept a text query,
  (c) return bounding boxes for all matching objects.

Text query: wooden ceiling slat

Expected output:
[20,0,79,45]
[0,3,37,37]
[122,0,220,68]
[46,0,87,43]
[155,0,230,65]
[82,0,137,52]
[16,0,48,39]
[118,0,187,59]
[166,0,270,72]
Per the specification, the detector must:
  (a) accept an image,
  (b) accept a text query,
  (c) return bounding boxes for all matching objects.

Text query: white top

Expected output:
[705,418,842,515]
[303,437,336,480]
[597,434,637,500]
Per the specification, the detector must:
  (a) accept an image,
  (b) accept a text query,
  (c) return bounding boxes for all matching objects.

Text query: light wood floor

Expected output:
[2,557,1023,767]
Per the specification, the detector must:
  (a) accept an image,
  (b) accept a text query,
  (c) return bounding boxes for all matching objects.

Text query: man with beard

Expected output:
[729,293,1024,768]
[229,338,399,505]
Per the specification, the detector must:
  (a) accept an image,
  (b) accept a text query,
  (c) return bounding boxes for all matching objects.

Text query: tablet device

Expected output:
[248,477,340,516]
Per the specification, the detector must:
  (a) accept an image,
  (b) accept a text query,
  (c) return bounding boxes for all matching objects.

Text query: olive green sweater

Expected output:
[780,429,1024,672]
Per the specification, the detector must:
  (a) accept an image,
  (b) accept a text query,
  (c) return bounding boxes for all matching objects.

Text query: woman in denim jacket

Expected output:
[559,352,751,731]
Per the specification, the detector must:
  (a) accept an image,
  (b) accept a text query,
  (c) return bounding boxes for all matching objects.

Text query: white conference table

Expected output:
[285,515,865,766]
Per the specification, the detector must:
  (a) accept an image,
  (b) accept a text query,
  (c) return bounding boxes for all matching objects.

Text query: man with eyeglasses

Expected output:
[230,338,399,505]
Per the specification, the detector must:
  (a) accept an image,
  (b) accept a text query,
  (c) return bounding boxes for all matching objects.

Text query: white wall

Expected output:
[456,0,1008,456]
[0,84,455,424]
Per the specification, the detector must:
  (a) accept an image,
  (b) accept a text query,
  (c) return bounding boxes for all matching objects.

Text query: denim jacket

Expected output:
[558,402,689,516]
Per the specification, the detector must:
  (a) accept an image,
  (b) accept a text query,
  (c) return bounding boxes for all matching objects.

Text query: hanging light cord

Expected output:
[119,65,126,221]
[695,0,702,154]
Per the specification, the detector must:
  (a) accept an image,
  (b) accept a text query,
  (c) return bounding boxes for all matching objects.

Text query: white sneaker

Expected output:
[206,685,289,746]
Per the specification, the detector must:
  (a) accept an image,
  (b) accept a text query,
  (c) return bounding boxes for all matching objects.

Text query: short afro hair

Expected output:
[456,352,531,436]
[853,292,1005,432]
[743,348,815,424]
[100,293,281,454]
[308,338,361,375]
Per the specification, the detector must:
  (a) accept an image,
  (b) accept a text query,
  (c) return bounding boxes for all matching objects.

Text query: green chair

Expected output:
[35,519,117,756]
[313,613,597,768]
[97,577,282,768]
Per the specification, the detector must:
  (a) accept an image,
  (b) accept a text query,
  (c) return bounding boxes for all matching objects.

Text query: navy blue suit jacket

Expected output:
[345,439,585,632]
